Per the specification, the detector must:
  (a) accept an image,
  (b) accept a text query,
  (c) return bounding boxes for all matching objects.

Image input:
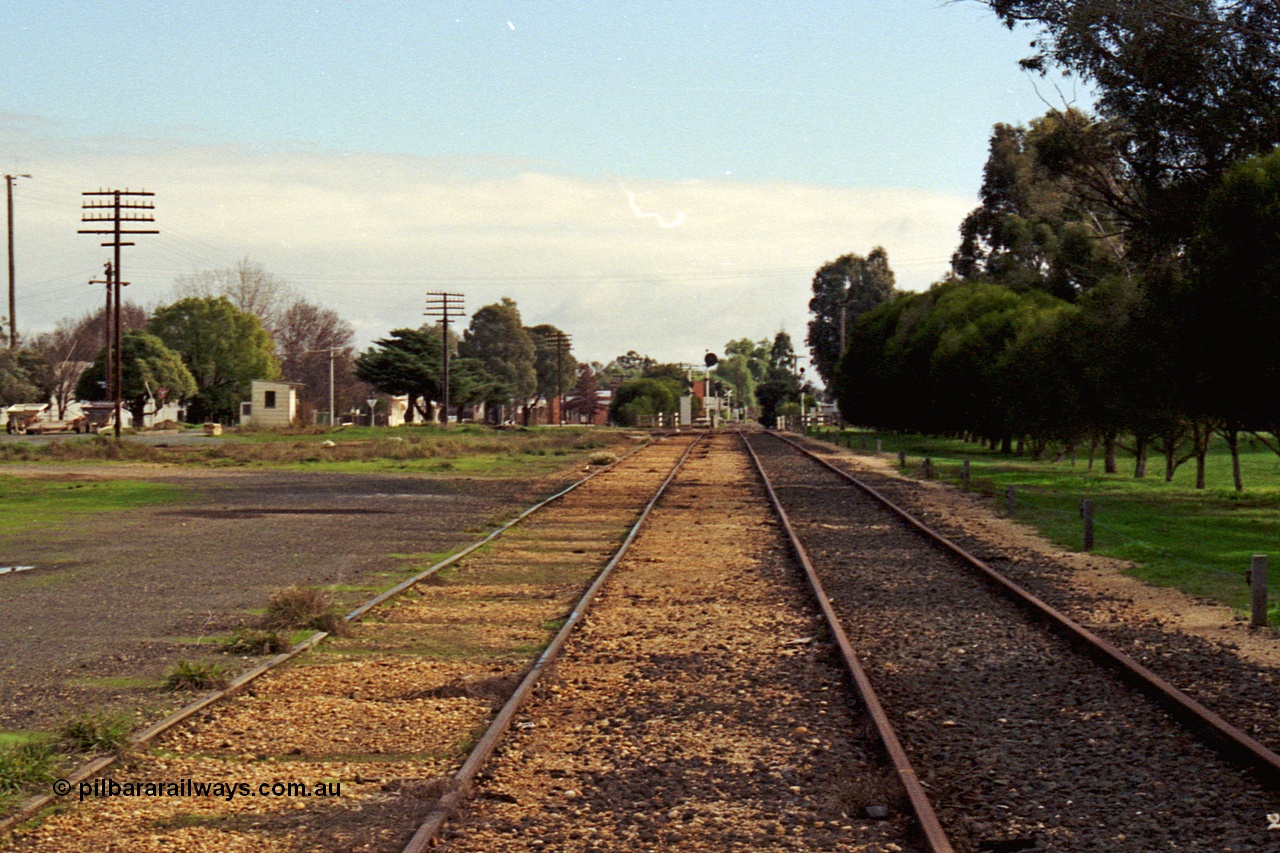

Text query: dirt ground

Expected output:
[0,464,567,732]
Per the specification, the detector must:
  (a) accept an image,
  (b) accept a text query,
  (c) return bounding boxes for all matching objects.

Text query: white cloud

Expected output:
[3,126,971,364]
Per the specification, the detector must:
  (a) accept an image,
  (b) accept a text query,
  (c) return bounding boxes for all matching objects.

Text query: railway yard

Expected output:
[3,430,1280,851]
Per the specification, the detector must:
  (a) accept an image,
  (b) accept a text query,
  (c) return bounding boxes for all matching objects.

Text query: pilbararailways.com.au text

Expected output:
[57,777,341,802]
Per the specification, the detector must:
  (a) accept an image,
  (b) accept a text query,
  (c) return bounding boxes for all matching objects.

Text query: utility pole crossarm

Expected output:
[536,331,573,426]
[425,292,466,428]
[78,188,158,438]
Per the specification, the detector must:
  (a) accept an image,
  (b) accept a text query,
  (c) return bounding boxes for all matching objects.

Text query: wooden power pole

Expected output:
[79,189,157,438]
[5,173,30,348]
[425,292,465,426]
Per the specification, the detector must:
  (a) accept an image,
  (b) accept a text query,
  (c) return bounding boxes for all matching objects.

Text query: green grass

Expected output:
[0,424,620,474]
[0,476,186,536]
[58,711,132,753]
[66,675,162,690]
[0,737,58,796]
[163,660,228,691]
[811,427,1280,620]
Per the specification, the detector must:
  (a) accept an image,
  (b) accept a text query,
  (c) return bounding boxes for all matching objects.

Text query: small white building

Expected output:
[240,380,300,428]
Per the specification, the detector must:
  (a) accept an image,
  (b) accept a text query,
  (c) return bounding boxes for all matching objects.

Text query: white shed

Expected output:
[240,380,299,428]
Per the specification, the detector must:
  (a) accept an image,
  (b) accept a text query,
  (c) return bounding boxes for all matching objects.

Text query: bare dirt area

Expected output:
[0,465,560,733]
[3,437,694,852]
[441,433,910,852]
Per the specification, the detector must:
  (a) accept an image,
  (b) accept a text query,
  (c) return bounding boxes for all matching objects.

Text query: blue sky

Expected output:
[0,2,1080,364]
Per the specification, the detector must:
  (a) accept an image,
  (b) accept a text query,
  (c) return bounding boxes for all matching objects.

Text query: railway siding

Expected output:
[749,432,1280,852]
[5,438,695,852]
[804,438,1280,760]
[441,433,910,852]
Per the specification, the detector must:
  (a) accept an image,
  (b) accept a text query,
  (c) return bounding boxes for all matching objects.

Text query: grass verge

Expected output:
[0,425,622,475]
[0,477,185,537]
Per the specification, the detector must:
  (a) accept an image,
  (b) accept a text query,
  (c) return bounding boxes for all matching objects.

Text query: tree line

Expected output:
[811,1,1280,491]
[354,297,579,425]
[1,260,357,425]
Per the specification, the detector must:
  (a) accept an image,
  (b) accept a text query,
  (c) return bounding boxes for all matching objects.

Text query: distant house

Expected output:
[239,380,300,428]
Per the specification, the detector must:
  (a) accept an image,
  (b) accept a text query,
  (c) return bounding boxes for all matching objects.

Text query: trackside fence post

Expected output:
[962,460,971,492]
[1006,485,1016,516]
[1251,555,1269,629]
[1081,499,1094,552]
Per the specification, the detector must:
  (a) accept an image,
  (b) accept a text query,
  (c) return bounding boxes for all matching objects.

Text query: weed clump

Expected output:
[223,625,291,655]
[0,739,58,794]
[59,711,132,754]
[163,660,228,691]
[263,585,351,637]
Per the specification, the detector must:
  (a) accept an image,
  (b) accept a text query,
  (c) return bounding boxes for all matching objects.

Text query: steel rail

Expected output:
[401,433,706,853]
[0,437,655,837]
[740,432,956,853]
[770,431,1280,789]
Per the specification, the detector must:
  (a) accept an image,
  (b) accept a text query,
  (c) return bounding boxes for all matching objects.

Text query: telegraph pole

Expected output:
[79,189,157,438]
[425,293,465,426]
[88,262,114,402]
[537,331,573,425]
[5,174,30,348]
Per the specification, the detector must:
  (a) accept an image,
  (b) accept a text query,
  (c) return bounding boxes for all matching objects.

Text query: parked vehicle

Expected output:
[4,403,92,435]
[4,404,49,434]
[80,402,117,434]
[24,416,90,435]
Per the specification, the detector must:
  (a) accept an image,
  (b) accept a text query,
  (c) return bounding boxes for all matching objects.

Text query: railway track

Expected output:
[12,431,1280,851]
[746,431,1280,852]
[430,430,921,852]
[3,435,698,852]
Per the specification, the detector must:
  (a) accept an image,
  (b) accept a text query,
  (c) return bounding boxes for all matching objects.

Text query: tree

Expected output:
[459,299,536,420]
[755,369,801,429]
[0,347,41,406]
[975,0,1280,258]
[601,350,657,384]
[807,248,896,385]
[713,353,757,411]
[769,331,796,372]
[609,377,681,426]
[448,356,505,422]
[75,331,196,427]
[276,299,359,421]
[1187,146,1280,489]
[28,326,90,418]
[149,297,280,423]
[952,114,1126,301]
[26,302,150,414]
[527,324,577,410]
[173,258,294,339]
[353,329,442,423]
[564,364,601,423]
[724,338,770,382]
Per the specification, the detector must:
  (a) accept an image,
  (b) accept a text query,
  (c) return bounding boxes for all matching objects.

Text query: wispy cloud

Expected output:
[3,125,971,363]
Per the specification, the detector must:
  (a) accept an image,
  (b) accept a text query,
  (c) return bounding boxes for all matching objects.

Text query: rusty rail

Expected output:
[400,433,706,852]
[0,437,656,838]
[741,432,956,853]
[773,430,1280,789]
